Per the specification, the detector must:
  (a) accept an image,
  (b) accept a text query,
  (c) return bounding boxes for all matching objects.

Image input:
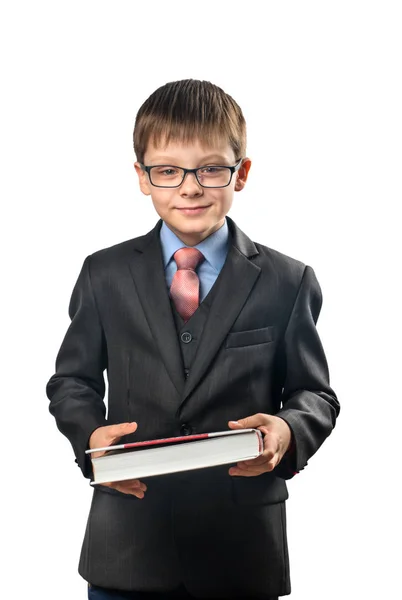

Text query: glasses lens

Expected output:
[149,166,184,187]
[197,166,231,187]
[149,165,232,187]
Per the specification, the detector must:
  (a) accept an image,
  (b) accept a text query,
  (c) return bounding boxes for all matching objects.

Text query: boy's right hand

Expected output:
[89,422,147,499]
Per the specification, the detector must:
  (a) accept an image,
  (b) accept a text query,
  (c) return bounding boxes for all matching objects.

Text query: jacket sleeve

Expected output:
[46,255,108,479]
[274,265,340,480]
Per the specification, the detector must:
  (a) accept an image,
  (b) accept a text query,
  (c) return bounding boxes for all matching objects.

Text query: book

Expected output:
[85,428,264,485]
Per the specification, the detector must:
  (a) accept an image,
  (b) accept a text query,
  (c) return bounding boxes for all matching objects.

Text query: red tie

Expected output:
[170,247,205,322]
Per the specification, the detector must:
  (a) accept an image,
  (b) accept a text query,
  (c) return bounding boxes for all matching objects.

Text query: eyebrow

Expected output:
[149,155,230,164]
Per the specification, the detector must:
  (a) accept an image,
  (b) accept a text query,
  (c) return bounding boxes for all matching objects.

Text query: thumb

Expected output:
[108,421,138,441]
[228,419,246,428]
[228,414,266,429]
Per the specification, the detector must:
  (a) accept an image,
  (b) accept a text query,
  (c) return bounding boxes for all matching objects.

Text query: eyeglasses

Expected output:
[139,158,243,188]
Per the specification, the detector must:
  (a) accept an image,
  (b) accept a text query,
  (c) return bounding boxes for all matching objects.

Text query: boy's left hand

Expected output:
[227,414,292,477]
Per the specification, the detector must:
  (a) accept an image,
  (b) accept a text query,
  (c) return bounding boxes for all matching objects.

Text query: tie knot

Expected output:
[173,247,205,271]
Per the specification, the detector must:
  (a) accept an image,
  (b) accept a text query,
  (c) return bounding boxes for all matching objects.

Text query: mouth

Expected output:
[176,205,212,215]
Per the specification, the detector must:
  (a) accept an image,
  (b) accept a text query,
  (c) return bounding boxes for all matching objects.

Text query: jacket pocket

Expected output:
[225,325,276,349]
[230,472,288,506]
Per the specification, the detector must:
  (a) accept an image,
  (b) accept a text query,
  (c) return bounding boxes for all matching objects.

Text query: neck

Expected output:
[166,219,225,246]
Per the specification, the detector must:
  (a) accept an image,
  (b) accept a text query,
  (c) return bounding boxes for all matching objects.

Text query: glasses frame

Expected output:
[139,158,243,188]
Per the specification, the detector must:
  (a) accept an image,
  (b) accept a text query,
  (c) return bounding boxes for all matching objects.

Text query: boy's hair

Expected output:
[133,79,246,164]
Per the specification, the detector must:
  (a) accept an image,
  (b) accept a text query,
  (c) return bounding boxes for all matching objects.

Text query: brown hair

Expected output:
[133,79,247,163]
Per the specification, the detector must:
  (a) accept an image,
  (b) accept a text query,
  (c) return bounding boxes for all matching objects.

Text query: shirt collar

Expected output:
[160,218,229,273]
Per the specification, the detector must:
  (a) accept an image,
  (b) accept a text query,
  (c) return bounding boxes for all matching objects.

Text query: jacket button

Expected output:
[181,332,192,343]
[180,424,193,436]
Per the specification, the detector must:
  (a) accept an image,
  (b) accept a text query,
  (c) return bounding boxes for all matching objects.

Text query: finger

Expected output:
[118,484,144,497]
[129,480,147,491]
[237,459,271,473]
[229,466,264,477]
[100,479,147,496]
[117,478,147,491]
[120,485,144,498]
[112,481,145,498]
[107,422,138,442]
[91,449,106,459]
[238,434,276,468]
[239,453,274,467]
[230,459,277,477]
[233,451,279,473]
[237,464,268,474]
[228,413,272,430]
[124,479,148,493]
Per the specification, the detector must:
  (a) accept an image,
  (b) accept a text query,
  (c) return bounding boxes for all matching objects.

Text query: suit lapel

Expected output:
[182,217,261,405]
[127,220,185,397]
[127,217,262,405]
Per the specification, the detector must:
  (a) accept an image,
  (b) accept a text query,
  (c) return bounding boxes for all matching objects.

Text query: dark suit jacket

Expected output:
[46,216,340,598]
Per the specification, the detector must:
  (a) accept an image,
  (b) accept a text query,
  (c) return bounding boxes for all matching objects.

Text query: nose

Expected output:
[180,171,202,194]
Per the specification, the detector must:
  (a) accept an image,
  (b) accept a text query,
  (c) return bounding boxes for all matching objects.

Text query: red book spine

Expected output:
[122,433,210,449]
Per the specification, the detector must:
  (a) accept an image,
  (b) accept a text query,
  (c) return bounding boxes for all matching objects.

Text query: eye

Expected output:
[155,167,179,176]
[199,166,221,174]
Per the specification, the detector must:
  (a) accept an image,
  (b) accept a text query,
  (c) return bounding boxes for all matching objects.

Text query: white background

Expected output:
[1,1,401,598]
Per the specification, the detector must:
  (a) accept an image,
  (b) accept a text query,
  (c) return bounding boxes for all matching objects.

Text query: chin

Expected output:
[185,222,219,235]
[175,215,212,227]
[179,219,210,229]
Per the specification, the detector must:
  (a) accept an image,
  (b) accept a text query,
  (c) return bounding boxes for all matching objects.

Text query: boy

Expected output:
[46,79,340,600]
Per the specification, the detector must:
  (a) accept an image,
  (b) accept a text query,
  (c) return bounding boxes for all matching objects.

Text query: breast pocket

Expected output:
[225,325,276,349]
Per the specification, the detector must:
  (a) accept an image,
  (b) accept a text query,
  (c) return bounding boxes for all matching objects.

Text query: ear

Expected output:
[134,162,152,196]
[234,158,252,192]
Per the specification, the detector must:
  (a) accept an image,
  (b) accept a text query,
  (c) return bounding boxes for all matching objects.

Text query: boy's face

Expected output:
[134,138,251,246]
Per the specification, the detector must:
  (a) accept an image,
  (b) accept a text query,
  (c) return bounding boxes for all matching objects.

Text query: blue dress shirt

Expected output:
[159,218,230,303]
